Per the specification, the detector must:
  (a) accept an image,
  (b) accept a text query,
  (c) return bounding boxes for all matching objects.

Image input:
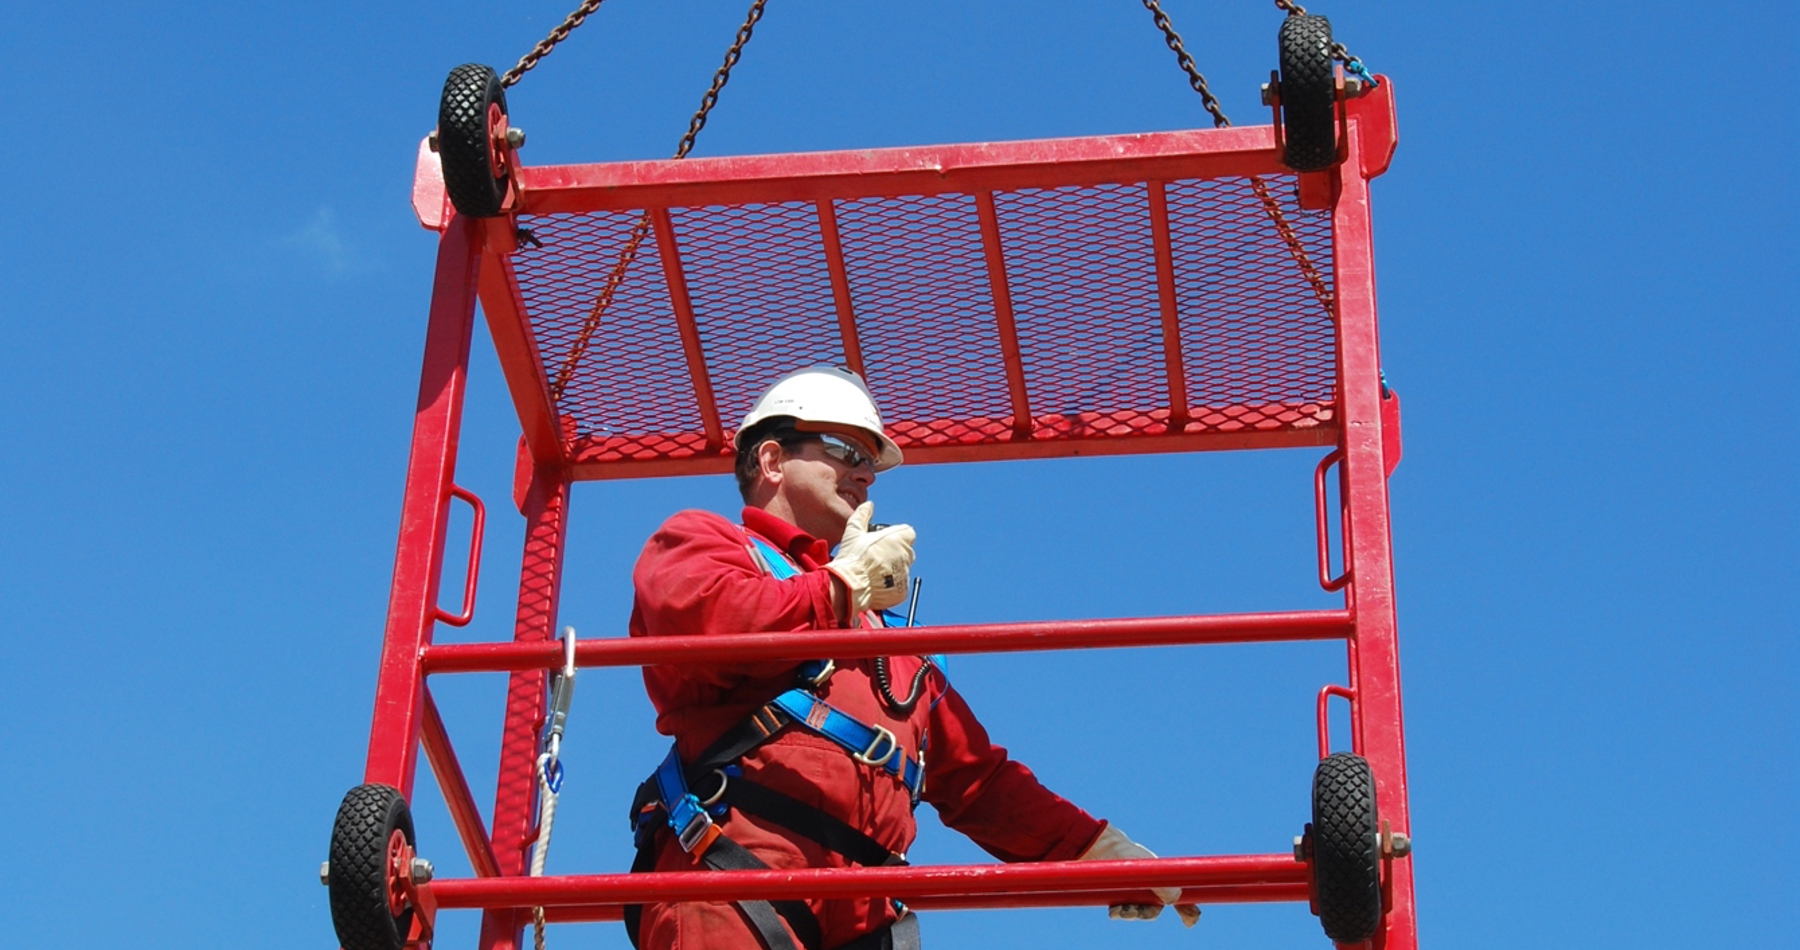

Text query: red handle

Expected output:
[1313,449,1350,592]
[1316,684,1356,759]
[435,485,486,627]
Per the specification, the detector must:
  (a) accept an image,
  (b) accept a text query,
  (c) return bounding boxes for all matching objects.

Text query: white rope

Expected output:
[530,627,578,950]
[531,772,558,950]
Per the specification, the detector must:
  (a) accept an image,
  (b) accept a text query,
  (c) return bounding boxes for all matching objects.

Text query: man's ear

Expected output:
[756,440,786,488]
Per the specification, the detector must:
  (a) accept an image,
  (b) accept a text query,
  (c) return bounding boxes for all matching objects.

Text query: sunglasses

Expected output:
[815,433,876,470]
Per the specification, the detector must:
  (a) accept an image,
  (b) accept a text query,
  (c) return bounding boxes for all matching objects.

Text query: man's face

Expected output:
[769,428,878,545]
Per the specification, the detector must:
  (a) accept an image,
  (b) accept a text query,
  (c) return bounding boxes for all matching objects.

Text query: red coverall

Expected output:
[629,506,1105,950]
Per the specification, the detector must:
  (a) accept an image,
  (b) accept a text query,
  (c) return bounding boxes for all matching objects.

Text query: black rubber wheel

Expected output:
[1278,14,1338,172]
[328,783,416,950]
[1311,753,1382,943]
[438,63,510,218]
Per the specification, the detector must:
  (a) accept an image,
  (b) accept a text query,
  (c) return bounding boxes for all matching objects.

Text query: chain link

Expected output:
[1139,0,1232,129]
[674,0,769,159]
[503,0,609,88]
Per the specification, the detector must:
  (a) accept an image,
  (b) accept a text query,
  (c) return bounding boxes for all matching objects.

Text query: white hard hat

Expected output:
[735,367,904,472]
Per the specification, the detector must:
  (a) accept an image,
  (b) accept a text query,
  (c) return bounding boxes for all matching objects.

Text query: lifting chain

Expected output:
[503,0,609,89]
[1138,0,1231,129]
[549,0,772,402]
[1139,0,1336,316]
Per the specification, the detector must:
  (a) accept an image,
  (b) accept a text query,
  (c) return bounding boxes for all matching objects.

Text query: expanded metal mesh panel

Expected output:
[510,174,1335,469]
[997,183,1169,438]
[672,202,848,429]
[512,210,708,460]
[1168,178,1336,429]
[836,193,1017,445]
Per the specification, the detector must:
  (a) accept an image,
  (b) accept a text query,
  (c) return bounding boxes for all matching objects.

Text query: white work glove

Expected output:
[826,502,916,614]
[1078,824,1202,928]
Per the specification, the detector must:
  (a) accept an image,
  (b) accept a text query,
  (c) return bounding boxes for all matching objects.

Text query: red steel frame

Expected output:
[369,81,1411,949]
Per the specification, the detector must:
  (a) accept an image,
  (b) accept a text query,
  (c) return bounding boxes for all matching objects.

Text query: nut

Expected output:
[1343,76,1364,98]
[1387,832,1411,858]
[427,131,439,153]
[411,857,435,883]
[1260,82,1276,107]
[1292,835,1306,860]
[505,127,527,149]
[319,861,331,886]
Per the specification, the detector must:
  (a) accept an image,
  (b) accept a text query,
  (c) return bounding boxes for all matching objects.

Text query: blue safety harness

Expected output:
[624,533,927,950]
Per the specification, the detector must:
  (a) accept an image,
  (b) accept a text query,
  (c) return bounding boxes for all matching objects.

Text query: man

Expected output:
[626,367,1196,950]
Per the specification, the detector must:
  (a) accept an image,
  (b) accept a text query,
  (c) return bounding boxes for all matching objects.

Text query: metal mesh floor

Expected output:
[510,173,1336,468]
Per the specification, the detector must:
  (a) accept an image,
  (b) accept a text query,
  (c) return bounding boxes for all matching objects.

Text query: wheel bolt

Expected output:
[505,127,527,149]
[1386,832,1411,858]
[1261,82,1277,107]
[427,131,440,153]
[411,858,435,883]
[319,861,331,886]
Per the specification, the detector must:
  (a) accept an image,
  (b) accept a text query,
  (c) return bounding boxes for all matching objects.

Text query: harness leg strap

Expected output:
[623,830,823,950]
[832,911,921,950]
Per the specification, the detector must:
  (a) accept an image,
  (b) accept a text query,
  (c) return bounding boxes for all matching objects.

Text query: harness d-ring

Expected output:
[853,724,902,770]
[698,768,731,807]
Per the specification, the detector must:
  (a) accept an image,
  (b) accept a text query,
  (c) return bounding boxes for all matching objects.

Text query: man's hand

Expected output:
[1078,824,1202,928]
[827,502,916,615]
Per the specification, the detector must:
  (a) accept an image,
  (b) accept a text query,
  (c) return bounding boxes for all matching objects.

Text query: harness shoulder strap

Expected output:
[746,533,803,580]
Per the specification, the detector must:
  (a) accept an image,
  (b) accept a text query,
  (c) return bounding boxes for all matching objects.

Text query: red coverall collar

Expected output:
[741,506,833,569]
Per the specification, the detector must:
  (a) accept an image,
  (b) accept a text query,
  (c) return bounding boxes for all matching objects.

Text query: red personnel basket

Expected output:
[337,73,1414,950]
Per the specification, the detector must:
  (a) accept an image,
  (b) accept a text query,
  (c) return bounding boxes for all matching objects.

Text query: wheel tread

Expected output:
[1278,14,1338,171]
[329,783,414,950]
[1312,752,1381,942]
[439,63,508,218]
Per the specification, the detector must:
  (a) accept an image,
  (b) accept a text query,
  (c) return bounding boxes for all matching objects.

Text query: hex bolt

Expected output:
[1260,82,1277,107]
[319,861,331,886]
[1292,834,1309,861]
[427,131,440,153]
[411,858,435,884]
[505,127,527,149]
[1342,76,1364,98]
[1388,832,1411,858]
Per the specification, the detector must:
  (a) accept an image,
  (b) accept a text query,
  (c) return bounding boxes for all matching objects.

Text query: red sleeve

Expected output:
[631,510,840,685]
[921,683,1104,863]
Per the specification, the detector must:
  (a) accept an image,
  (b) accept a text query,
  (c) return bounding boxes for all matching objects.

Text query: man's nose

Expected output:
[850,465,875,488]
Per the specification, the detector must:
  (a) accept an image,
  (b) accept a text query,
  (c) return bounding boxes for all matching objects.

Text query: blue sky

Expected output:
[1,1,1793,948]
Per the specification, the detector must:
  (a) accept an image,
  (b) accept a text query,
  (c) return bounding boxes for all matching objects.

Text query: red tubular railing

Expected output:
[421,610,1352,674]
[431,854,1307,910]
[540,882,1310,922]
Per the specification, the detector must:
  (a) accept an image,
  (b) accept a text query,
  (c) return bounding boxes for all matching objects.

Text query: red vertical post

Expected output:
[1145,181,1191,427]
[476,458,573,950]
[815,199,868,377]
[651,209,725,449]
[1332,121,1417,950]
[975,191,1033,436]
[364,215,481,792]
